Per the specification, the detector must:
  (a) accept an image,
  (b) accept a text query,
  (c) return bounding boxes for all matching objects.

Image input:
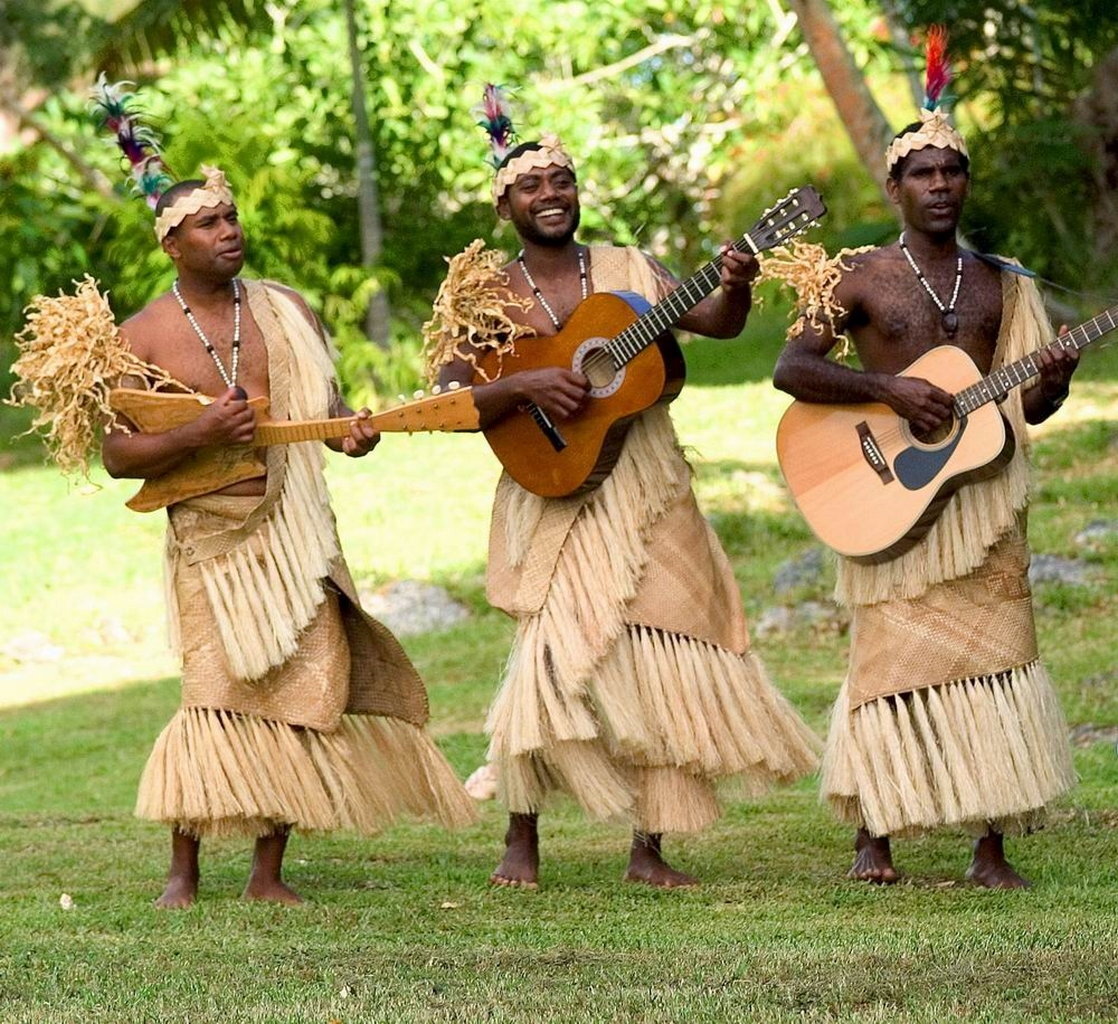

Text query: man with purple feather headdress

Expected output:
[87,78,474,907]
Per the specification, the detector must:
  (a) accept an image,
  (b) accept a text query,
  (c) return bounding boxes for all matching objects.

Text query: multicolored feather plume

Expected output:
[922,25,951,110]
[90,73,175,208]
[472,83,517,167]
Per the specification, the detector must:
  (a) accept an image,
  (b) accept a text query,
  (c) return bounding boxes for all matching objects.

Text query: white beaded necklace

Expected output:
[898,232,962,337]
[172,278,242,388]
[517,247,588,329]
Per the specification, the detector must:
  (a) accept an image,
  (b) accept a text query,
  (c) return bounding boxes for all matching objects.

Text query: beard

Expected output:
[514,206,581,248]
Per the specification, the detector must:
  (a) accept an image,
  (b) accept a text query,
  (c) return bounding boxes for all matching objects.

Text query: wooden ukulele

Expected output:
[477,186,827,497]
[776,303,1118,563]
[109,384,478,512]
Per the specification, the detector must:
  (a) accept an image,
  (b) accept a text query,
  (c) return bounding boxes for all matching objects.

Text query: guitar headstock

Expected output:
[746,186,827,253]
[377,382,480,433]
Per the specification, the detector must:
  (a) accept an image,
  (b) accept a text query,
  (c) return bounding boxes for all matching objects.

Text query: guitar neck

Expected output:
[604,233,756,370]
[953,303,1118,416]
[254,417,355,445]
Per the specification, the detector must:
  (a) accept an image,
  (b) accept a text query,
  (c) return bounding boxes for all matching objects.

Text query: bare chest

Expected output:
[852,259,1004,374]
[153,309,271,398]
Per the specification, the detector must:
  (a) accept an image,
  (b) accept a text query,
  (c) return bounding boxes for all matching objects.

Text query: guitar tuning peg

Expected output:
[397,394,407,404]
[447,380,461,390]
[431,384,442,395]
[413,389,425,400]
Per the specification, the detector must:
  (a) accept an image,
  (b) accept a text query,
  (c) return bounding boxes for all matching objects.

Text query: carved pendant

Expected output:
[942,310,959,336]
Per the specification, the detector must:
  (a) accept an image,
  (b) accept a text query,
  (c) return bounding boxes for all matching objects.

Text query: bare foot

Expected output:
[154,829,200,909]
[242,877,304,905]
[965,831,1030,889]
[489,812,539,889]
[241,829,303,904]
[848,828,899,884]
[154,873,198,909]
[623,832,698,889]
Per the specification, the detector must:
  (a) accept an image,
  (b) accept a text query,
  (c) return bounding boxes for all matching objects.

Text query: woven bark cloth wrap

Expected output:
[820,266,1075,837]
[482,246,819,831]
[162,280,428,726]
[136,282,476,837]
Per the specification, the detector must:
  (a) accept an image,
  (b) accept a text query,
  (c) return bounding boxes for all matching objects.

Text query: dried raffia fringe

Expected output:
[420,239,534,383]
[488,408,818,829]
[135,707,477,838]
[757,241,874,361]
[822,660,1076,839]
[7,275,185,476]
[165,285,341,681]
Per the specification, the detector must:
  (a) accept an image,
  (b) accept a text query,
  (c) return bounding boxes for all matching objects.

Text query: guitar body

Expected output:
[109,385,478,513]
[776,345,1016,564]
[477,291,686,497]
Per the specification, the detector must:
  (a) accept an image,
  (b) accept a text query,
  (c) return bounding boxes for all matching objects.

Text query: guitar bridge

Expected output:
[856,421,894,484]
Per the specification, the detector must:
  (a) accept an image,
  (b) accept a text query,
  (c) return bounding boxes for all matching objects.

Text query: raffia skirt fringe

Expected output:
[821,659,1076,839]
[489,623,820,833]
[136,708,477,839]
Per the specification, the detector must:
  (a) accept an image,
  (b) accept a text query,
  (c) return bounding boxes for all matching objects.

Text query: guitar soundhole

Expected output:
[910,416,957,447]
[573,337,625,397]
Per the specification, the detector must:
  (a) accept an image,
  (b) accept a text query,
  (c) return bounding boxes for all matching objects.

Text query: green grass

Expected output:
[1,340,1117,1023]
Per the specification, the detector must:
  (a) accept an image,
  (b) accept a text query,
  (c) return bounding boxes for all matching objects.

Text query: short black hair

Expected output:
[888,121,971,181]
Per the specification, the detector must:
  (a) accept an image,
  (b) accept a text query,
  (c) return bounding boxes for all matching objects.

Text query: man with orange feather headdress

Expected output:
[771,29,1079,886]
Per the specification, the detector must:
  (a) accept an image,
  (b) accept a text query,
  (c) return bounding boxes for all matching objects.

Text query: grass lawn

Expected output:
[1,311,1116,1022]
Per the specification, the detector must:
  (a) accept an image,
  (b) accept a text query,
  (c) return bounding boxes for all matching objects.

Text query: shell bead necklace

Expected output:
[517,247,588,329]
[172,278,242,388]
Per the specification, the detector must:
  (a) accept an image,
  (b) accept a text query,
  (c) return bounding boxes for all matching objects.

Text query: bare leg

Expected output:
[242,827,303,904]
[154,829,200,909]
[624,832,698,888]
[489,812,539,889]
[965,829,1030,889]
[848,828,899,884]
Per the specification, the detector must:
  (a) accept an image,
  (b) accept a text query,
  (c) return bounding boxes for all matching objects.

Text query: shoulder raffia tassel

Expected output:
[758,241,874,360]
[7,275,185,477]
[421,238,533,383]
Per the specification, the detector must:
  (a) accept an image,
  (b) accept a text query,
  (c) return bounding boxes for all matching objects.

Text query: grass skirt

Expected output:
[136,708,476,839]
[489,623,820,833]
[822,660,1075,838]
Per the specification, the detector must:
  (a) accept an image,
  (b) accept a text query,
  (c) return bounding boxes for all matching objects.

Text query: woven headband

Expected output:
[885,109,968,172]
[492,134,575,204]
[153,165,235,241]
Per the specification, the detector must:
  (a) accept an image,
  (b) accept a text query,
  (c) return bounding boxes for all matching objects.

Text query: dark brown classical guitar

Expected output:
[109,385,478,512]
[776,303,1118,563]
[476,186,827,497]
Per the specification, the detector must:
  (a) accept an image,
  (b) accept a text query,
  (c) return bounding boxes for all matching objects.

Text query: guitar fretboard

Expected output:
[953,304,1118,416]
[254,417,355,445]
[587,191,822,375]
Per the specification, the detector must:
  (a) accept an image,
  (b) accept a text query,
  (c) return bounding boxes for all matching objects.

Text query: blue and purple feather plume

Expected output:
[472,83,517,168]
[90,74,174,209]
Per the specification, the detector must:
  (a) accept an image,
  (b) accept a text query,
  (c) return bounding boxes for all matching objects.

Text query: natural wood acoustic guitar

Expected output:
[476,185,827,497]
[108,384,478,512]
[775,303,1118,563]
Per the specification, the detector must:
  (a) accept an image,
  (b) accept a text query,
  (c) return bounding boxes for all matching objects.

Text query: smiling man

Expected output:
[772,103,1080,887]
[426,135,819,890]
[103,167,474,907]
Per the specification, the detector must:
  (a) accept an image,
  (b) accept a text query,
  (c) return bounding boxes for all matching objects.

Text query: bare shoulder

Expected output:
[119,292,176,363]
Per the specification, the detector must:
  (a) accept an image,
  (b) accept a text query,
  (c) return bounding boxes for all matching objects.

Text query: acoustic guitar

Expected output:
[776,303,1118,564]
[108,384,478,512]
[476,186,827,497]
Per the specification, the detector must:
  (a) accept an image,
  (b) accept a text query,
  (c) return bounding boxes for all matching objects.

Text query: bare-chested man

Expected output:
[103,170,474,907]
[773,117,1079,887]
[426,136,819,889]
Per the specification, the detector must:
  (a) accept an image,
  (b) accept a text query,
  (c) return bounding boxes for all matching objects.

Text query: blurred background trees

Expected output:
[3,0,1116,409]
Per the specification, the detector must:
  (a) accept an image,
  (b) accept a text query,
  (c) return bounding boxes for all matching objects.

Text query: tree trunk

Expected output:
[786,0,893,204]
[345,0,391,347]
